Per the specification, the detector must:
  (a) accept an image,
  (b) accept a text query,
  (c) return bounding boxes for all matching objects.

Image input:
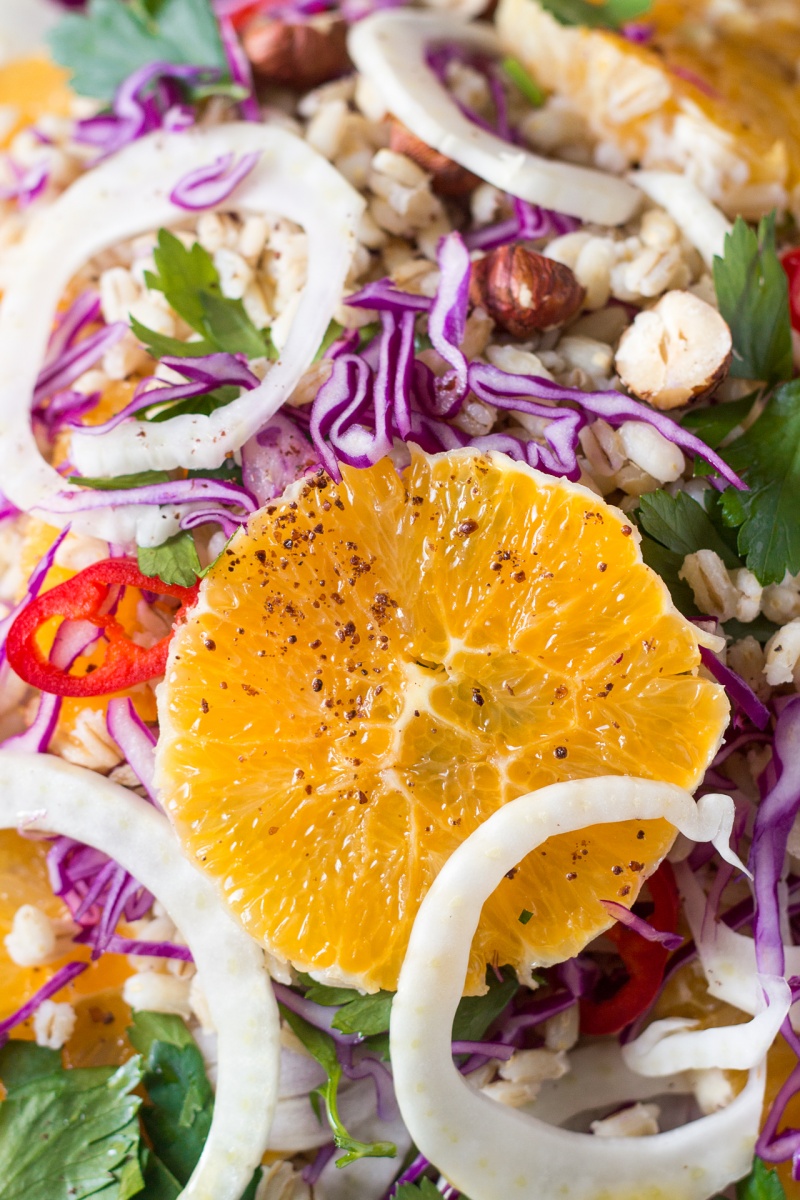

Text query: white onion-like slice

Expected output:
[0,751,279,1200]
[0,0,58,61]
[629,171,732,269]
[390,777,762,1200]
[677,861,800,1026]
[622,973,790,1077]
[0,124,363,545]
[347,11,641,225]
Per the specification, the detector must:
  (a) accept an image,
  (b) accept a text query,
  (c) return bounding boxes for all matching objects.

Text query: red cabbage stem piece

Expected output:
[464,197,577,253]
[169,149,261,211]
[0,961,88,1048]
[241,412,319,506]
[599,899,684,950]
[699,645,771,730]
[180,507,248,538]
[74,928,192,960]
[36,389,101,437]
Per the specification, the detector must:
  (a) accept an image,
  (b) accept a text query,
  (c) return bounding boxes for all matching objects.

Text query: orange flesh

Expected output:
[158,449,727,992]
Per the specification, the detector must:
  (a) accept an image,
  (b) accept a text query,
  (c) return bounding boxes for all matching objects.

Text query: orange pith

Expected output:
[156,449,728,992]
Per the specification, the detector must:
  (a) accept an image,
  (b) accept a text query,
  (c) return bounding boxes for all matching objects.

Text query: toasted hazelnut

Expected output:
[243,15,351,90]
[615,290,732,410]
[389,120,479,196]
[469,245,585,337]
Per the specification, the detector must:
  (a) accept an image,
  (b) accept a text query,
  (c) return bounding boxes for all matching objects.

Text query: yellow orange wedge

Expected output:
[497,0,800,216]
[0,830,132,1069]
[156,449,728,992]
[0,56,73,149]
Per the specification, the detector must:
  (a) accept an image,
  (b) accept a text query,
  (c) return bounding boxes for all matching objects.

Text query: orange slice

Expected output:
[156,449,728,992]
[0,56,73,149]
[497,0,800,216]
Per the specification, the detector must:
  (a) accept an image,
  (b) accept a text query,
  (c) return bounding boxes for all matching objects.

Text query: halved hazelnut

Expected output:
[469,244,585,337]
[242,15,351,90]
[389,120,479,196]
[614,290,732,411]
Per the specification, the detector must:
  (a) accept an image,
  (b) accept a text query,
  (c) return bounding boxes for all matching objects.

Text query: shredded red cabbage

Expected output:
[0,158,49,208]
[49,476,256,515]
[427,232,470,416]
[699,645,771,731]
[169,149,261,211]
[599,899,684,950]
[241,412,319,505]
[35,323,127,405]
[219,13,261,122]
[75,62,222,159]
[105,697,158,806]
[464,197,578,253]
[0,961,88,1048]
[467,362,747,490]
[73,351,260,435]
[47,839,153,959]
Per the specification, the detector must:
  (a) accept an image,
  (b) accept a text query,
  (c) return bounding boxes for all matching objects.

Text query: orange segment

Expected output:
[497,0,800,212]
[156,449,728,992]
[0,56,73,148]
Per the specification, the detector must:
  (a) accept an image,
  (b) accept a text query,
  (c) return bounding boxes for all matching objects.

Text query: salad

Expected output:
[0,0,798,1198]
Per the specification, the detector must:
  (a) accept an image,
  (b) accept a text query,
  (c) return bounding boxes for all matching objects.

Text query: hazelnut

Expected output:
[242,15,351,90]
[469,245,585,337]
[615,290,732,410]
[389,120,479,196]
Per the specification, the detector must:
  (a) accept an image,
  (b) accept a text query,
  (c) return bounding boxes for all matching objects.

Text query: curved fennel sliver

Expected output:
[0,124,364,545]
[347,10,641,225]
[676,859,800,1025]
[0,751,279,1200]
[628,171,732,269]
[390,777,762,1200]
[622,973,790,1077]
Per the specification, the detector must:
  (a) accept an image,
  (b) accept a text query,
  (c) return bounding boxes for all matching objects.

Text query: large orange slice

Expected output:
[156,449,728,992]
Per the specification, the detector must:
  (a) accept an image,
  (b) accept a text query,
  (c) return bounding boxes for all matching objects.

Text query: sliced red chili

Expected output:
[6,559,199,698]
[781,248,800,332]
[579,861,680,1037]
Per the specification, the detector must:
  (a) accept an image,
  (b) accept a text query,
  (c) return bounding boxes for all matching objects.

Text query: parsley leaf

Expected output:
[280,1005,397,1167]
[129,1011,212,1186]
[538,0,651,29]
[49,0,228,102]
[0,1040,144,1200]
[680,394,760,450]
[144,230,268,359]
[718,379,800,585]
[395,1181,443,1200]
[638,490,741,569]
[732,1157,787,1200]
[129,1012,263,1199]
[519,909,533,924]
[638,534,699,617]
[138,531,202,587]
[452,968,519,1042]
[298,967,518,1044]
[713,213,793,384]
